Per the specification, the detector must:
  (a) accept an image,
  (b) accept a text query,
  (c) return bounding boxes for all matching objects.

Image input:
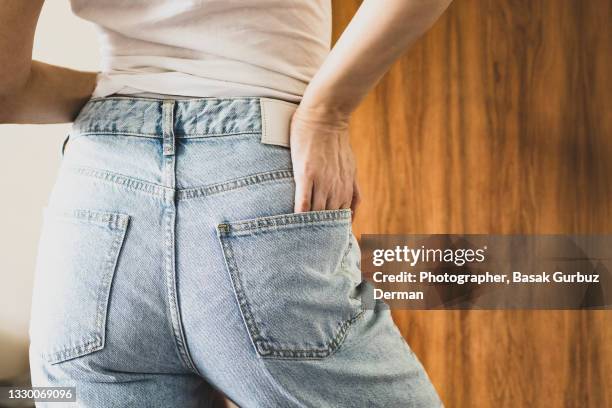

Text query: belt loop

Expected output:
[162,100,176,156]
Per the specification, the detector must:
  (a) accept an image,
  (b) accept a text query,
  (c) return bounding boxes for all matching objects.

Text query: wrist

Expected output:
[294,100,352,130]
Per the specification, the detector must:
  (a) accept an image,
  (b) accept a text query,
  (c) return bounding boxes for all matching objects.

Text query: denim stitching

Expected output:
[79,97,263,138]
[67,166,171,199]
[256,311,365,360]
[73,131,261,139]
[159,99,201,376]
[218,209,352,235]
[41,209,129,364]
[75,131,161,139]
[164,207,188,370]
[178,169,294,200]
[69,166,294,203]
[89,95,263,103]
[217,212,362,359]
[163,207,201,375]
[219,233,363,359]
[48,207,130,229]
[91,216,128,359]
[217,234,265,353]
[174,131,260,139]
[42,337,102,363]
[258,218,361,359]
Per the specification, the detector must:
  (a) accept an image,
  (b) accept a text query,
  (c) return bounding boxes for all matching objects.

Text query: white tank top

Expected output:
[69,0,332,102]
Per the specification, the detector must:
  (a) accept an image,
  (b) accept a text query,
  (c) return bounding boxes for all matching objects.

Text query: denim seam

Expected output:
[68,166,294,203]
[177,169,294,200]
[42,337,102,363]
[72,132,161,139]
[222,218,351,237]
[159,99,201,375]
[73,131,261,139]
[256,311,366,360]
[47,208,130,230]
[88,95,262,103]
[67,166,171,199]
[82,96,263,137]
[174,131,260,139]
[217,224,363,360]
[163,206,200,374]
[97,214,129,340]
[217,233,263,356]
[217,209,352,235]
[42,212,129,364]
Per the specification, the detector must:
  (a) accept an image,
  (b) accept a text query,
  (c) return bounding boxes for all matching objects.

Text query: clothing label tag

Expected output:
[259,98,298,148]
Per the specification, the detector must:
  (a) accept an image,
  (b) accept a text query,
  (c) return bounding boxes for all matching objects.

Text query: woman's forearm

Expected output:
[0,61,97,124]
[300,0,452,119]
[0,0,96,124]
[290,0,452,212]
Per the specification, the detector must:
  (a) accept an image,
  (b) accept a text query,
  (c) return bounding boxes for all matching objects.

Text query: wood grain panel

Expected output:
[332,1,611,407]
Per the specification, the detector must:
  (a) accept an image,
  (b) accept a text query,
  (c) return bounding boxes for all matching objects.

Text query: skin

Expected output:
[0,0,453,215]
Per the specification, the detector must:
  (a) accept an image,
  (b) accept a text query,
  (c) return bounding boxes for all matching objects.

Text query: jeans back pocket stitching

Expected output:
[217,213,363,360]
[225,209,351,235]
[94,215,129,350]
[218,235,266,351]
[39,210,130,364]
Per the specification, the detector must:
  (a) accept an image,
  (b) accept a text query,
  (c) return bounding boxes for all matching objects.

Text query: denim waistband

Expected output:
[72,96,269,139]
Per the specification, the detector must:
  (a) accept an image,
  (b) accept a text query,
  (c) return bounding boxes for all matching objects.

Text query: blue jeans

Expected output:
[29,96,442,407]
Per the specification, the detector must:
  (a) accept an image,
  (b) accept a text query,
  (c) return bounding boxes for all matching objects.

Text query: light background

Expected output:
[0,0,98,379]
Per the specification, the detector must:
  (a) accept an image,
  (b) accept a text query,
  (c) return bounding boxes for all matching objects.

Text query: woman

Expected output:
[1,0,451,406]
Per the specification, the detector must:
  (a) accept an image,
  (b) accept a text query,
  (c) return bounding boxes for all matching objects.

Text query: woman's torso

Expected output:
[70,0,332,102]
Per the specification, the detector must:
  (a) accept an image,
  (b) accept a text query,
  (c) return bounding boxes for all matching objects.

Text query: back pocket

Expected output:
[29,207,129,364]
[216,208,363,359]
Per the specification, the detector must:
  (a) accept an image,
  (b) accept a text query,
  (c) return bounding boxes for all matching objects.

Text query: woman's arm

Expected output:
[0,0,96,124]
[291,0,452,213]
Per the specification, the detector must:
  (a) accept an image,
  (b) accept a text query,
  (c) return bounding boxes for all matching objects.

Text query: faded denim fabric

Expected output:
[29,96,443,407]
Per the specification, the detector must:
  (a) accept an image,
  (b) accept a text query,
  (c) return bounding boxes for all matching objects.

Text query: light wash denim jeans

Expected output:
[28,96,443,407]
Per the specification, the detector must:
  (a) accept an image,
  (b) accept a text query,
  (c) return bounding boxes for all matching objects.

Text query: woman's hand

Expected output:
[288,0,451,215]
[290,107,361,215]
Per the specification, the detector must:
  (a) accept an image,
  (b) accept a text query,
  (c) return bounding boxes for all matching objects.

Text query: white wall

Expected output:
[0,1,99,380]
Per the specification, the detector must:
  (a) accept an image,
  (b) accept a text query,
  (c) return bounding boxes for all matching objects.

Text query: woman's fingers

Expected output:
[311,179,329,211]
[296,173,354,213]
[327,180,353,210]
[296,174,355,212]
[294,175,314,213]
[289,107,356,213]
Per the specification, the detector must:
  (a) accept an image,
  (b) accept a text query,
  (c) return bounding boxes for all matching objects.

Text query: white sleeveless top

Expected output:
[69,0,332,102]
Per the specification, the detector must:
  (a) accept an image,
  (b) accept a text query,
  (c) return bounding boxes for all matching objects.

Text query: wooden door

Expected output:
[332,1,611,406]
